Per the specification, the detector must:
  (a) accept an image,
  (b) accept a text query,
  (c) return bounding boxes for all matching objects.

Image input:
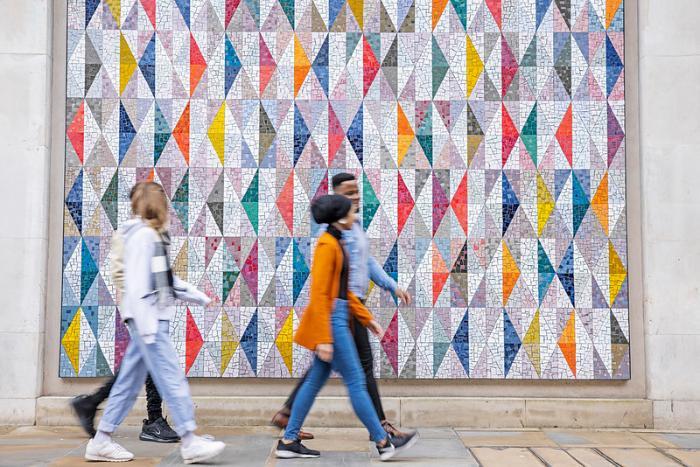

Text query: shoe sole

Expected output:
[275,450,320,459]
[85,454,133,462]
[139,433,179,443]
[182,444,226,465]
[379,432,420,461]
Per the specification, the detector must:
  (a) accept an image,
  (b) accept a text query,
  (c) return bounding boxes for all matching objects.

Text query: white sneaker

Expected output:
[85,438,134,462]
[180,437,226,464]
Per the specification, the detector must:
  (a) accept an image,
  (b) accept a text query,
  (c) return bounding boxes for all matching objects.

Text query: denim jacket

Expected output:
[320,221,397,300]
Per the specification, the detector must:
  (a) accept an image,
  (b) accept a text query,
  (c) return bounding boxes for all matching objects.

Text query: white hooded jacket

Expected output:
[117,218,210,343]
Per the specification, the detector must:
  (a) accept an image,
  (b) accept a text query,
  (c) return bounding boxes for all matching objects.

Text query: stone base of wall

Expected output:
[653,400,700,430]
[33,396,657,429]
[0,398,37,425]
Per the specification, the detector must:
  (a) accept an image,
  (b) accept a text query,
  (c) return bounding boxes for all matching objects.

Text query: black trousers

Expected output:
[89,372,163,422]
[284,316,386,421]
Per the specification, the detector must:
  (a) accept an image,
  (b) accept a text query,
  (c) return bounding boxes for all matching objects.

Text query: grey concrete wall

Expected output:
[41,0,647,404]
[0,0,53,423]
[639,0,700,429]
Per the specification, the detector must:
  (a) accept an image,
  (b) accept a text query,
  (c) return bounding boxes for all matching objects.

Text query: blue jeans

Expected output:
[284,299,387,443]
[98,320,197,437]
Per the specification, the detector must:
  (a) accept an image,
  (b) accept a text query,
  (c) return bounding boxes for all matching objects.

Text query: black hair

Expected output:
[331,172,356,189]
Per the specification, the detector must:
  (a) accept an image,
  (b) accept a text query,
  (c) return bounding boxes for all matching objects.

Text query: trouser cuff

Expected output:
[175,420,197,437]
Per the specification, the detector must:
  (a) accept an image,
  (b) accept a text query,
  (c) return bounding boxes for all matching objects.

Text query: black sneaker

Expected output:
[70,395,97,438]
[275,440,321,459]
[139,417,180,443]
[376,430,419,461]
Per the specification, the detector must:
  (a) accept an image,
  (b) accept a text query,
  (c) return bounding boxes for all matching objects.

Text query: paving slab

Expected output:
[471,447,544,466]
[369,437,475,461]
[51,456,163,466]
[530,448,582,466]
[458,430,557,447]
[636,432,700,449]
[159,435,274,466]
[2,426,698,466]
[412,428,458,439]
[274,451,370,467]
[544,430,653,448]
[565,448,616,466]
[0,444,85,467]
[598,448,682,467]
[664,449,700,466]
[369,458,479,466]
[299,427,372,452]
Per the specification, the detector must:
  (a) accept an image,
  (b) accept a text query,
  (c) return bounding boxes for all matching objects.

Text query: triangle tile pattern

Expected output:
[63,0,627,379]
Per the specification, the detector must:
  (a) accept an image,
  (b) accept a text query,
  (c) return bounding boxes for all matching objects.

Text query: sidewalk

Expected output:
[1,425,699,466]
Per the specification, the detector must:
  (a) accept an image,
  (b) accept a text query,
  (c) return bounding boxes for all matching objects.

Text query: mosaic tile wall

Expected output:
[61,0,628,379]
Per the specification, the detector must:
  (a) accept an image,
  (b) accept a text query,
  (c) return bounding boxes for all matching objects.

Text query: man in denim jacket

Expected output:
[272,173,412,438]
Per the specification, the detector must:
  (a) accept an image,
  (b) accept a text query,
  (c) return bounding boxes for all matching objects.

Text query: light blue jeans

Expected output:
[98,320,197,437]
[284,299,388,443]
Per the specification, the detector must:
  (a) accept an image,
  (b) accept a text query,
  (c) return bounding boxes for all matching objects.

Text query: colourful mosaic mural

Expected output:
[62,0,628,379]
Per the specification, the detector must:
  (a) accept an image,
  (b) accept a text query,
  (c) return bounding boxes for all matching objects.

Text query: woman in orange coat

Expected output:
[275,195,418,461]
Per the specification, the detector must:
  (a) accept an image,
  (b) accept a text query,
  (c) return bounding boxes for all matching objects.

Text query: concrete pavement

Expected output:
[0,425,699,466]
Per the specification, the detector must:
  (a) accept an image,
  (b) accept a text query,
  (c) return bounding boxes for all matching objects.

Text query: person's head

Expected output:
[131,182,169,232]
[331,173,359,213]
[129,181,146,202]
[311,194,355,230]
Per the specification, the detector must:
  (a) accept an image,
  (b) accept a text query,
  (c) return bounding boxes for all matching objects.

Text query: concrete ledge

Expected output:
[36,396,653,429]
[36,395,150,427]
[653,400,700,430]
[0,398,36,425]
[524,398,653,429]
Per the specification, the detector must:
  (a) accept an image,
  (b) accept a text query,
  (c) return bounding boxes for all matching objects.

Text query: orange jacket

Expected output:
[294,232,374,350]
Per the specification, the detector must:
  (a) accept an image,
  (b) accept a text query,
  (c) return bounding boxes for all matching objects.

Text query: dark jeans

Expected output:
[89,372,163,422]
[285,316,386,421]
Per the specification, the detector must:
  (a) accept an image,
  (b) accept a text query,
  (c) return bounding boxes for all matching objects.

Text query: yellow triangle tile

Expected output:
[208,102,226,166]
[466,35,483,98]
[61,308,82,375]
[119,32,137,95]
[609,241,626,306]
[523,310,541,376]
[105,0,121,26]
[275,310,294,373]
[537,172,554,236]
[221,312,239,375]
[348,0,364,30]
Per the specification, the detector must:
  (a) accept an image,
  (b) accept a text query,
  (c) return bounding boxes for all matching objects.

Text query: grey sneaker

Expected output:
[376,430,419,461]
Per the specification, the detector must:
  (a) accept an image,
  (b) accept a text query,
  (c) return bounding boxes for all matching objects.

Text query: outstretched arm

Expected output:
[368,256,412,305]
[368,256,398,292]
[173,275,212,306]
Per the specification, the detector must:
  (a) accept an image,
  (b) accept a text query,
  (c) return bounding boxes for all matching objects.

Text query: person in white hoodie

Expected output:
[85,182,226,464]
[72,182,179,444]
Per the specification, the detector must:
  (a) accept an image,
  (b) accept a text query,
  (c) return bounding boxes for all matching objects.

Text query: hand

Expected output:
[316,343,333,362]
[367,320,384,339]
[395,288,412,306]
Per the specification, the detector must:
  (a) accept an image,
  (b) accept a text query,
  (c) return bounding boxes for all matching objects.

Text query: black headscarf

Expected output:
[311,195,352,225]
[311,194,351,299]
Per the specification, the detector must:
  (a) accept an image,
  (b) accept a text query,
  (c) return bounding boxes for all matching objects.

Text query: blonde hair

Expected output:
[131,182,169,232]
